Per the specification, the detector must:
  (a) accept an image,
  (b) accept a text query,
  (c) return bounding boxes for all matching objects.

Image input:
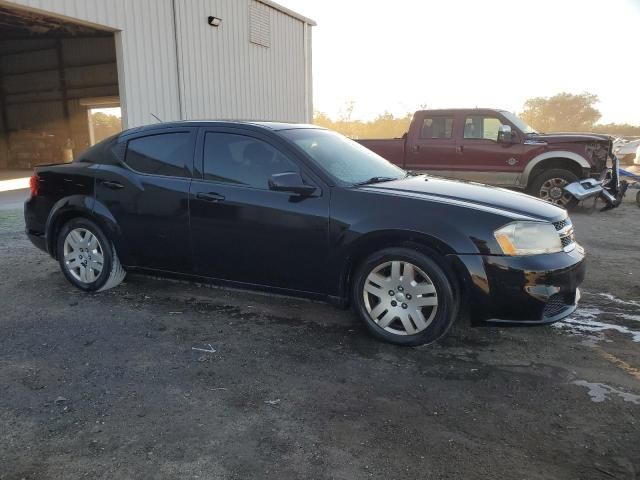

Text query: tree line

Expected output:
[314,93,640,139]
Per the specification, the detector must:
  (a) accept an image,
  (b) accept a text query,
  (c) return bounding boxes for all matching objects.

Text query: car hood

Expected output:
[527,132,611,144]
[360,175,566,222]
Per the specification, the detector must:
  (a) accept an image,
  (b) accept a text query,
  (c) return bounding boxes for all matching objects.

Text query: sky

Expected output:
[277,0,640,124]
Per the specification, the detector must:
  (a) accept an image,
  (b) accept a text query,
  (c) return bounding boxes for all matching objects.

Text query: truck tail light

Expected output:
[29,173,39,197]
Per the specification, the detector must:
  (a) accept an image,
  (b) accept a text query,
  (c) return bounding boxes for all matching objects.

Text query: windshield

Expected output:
[500,111,537,134]
[281,129,406,185]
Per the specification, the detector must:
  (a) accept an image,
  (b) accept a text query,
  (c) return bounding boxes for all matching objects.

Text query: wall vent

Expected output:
[249,2,271,48]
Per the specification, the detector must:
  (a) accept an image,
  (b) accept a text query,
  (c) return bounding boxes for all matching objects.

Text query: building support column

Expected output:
[0,59,10,168]
[56,39,71,139]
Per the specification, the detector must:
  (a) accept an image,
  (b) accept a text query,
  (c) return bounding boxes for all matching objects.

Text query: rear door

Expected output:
[404,113,458,174]
[454,113,524,186]
[189,128,330,294]
[96,128,196,272]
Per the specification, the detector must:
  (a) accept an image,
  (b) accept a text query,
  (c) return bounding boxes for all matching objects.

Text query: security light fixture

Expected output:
[207,16,222,27]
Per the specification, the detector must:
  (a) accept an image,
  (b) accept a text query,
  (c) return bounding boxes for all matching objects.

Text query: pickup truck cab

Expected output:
[358,108,613,208]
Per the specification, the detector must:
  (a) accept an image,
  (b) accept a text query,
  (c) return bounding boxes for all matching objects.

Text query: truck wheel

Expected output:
[56,217,126,292]
[351,247,458,346]
[529,169,578,209]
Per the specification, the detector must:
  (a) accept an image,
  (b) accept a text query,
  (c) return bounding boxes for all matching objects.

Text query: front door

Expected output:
[455,114,523,186]
[189,128,330,294]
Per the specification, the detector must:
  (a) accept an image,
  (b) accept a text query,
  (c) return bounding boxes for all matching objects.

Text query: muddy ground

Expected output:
[1,200,639,479]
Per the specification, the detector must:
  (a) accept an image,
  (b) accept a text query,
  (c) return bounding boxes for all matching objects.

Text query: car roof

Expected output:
[119,120,321,138]
[414,108,508,114]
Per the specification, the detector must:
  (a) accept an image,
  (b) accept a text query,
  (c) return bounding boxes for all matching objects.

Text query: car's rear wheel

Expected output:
[56,218,126,292]
[352,248,458,346]
[529,169,578,209]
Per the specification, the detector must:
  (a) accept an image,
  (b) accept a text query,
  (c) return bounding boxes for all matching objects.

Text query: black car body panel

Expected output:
[25,121,586,325]
[95,162,193,272]
[189,125,331,293]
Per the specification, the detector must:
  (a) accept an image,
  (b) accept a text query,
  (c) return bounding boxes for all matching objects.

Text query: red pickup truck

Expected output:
[358,109,613,208]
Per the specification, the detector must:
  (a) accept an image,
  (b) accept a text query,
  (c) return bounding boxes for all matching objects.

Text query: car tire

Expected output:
[352,247,458,346]
[529,168,579,209]
[56,217,126,292]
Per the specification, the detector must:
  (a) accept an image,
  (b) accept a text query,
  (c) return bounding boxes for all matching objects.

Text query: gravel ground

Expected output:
[1,201,639,480]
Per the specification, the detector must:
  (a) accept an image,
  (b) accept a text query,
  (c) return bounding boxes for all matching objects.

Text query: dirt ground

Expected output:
[1,199,639,480]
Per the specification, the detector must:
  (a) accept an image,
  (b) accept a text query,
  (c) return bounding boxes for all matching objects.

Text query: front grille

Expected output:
[553,217,575,250]
[544,294,570,318]
[561,235,574,248]
[553,219,569,231]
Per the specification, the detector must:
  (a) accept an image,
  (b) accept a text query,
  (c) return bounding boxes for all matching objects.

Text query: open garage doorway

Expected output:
[83,96,122,146]
[0,4,120,179]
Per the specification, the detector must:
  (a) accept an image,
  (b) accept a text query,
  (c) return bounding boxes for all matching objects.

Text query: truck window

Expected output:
[421,117,453,139]
[463,116,504,141]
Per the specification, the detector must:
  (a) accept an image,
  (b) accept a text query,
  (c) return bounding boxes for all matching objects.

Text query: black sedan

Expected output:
[24,121,585,345]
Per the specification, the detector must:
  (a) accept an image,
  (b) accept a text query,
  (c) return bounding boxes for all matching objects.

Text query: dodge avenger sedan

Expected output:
[24,121,585,345]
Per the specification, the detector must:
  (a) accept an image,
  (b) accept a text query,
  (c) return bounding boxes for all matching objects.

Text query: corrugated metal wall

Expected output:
[3,0,313,127]
[4,0,183,128]
[174,0,309,122]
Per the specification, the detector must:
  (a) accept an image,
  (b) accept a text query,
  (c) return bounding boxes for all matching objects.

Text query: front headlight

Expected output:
[494,222,562,256]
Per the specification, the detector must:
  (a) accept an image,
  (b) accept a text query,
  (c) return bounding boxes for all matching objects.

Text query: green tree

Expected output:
[92,112,122,143]
[313,102,412,139]
[592,123,640,137]
[520,92,601,132]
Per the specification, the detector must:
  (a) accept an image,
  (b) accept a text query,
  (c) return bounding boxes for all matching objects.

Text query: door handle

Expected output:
[411,145,420,152]
[101,180,124,190]
[456,145,464,153]
[196,192,225,202]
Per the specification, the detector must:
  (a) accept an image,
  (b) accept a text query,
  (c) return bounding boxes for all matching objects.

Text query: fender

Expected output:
[90,199,134,266]
[520,151,591,188]
[45,195,134,266]
[331,225,480,302]
[45,195,95,255]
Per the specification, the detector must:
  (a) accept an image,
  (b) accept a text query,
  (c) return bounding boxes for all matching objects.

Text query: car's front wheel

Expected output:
[352,248,458,346]
[56,218,126,292]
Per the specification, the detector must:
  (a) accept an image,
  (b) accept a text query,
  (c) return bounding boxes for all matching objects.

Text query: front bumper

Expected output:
[453,244,586,325]
[565,155,627,210]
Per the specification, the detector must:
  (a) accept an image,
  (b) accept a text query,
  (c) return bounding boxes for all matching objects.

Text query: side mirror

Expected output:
[268,172,317,196]
[497,124,513,143]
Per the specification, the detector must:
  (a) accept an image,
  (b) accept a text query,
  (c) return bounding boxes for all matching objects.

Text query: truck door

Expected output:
[404,113,458,174]
[454,113,524,186]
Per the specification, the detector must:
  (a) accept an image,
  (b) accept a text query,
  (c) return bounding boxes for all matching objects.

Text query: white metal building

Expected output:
[0,0,314,171]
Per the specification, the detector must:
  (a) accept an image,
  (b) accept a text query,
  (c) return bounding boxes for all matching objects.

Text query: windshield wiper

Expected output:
[355,176,399,186]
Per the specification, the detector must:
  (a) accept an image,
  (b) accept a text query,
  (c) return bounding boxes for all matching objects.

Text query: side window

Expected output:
[463,116,504,141]
[125,132,192,177]
[203,133,298,189]
[420,117,453,139]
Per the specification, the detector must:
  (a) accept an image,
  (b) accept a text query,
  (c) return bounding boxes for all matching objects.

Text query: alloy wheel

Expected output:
[63,228,104,283]
[363,260,438,336]
[539,177,573,207]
